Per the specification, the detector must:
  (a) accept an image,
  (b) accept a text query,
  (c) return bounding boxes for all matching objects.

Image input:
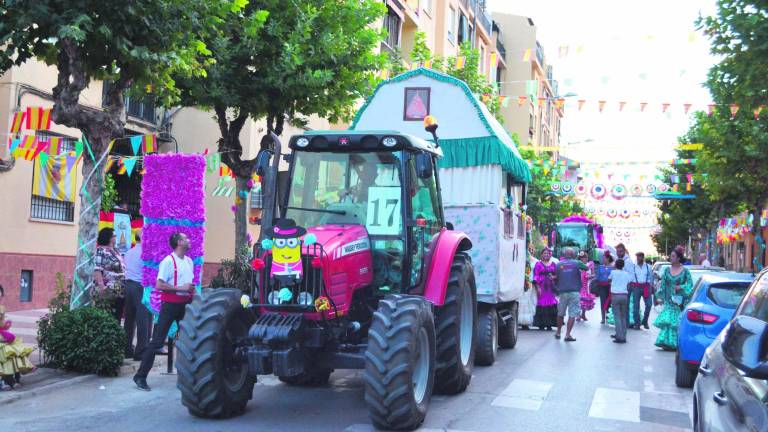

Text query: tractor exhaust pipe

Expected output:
[256,132,282,244]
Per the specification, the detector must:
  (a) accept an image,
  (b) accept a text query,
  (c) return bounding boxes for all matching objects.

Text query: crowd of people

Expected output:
[520,242,695,348]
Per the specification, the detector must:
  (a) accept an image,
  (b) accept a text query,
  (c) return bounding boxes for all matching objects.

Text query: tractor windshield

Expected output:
[556,224,593,254]
[286,151,403,233]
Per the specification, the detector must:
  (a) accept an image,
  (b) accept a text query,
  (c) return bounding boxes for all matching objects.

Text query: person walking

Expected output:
[596,252,613,324]
[699,253,711,266]
[554,248,587,342]
[519,248,539,330]
[654,246,693,351]
[532,248,559,331]
[578,251,595,321]
[629,252,653,330]
[133,232,196,391]
[92,228,126,322]
[122,230,152,360]
[609,259,632,343]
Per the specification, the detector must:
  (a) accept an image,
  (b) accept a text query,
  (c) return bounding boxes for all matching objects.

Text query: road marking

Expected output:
[589,388,640,422]
[643,365,654,373]
[491,379,553,411]
[643,379,655,392]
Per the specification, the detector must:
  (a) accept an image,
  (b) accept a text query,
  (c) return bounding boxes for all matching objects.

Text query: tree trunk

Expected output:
[753,203,764,272]
[234,176,249,257]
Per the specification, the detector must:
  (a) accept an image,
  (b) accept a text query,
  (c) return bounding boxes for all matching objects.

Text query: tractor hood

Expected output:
[306,224,371,259]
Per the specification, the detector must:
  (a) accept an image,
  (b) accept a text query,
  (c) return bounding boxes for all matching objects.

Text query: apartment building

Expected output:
[492,13,563,158]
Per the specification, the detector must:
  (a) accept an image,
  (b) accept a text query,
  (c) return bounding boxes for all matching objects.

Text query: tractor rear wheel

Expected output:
[474,306,498,366]
[498,302,519,349]
[364,295,436,431]
[279,368,333,386]
[434,253,477,394]
[177,288,255,418]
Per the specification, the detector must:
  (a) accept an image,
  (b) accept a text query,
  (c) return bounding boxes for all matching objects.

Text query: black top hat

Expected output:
[268,218,307,239]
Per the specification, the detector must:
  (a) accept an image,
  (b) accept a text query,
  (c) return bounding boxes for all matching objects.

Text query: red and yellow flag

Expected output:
[47,137,62,156]
[578,100,586,111]
[142,134,157,153]
[729,104,740,118]
[13,135,37,159]
[25,107,52,130]
[10,111,25,133]
[598,101,606,112]
[517,96,527,106]
[220,165,233,177]
[555,98,565,110]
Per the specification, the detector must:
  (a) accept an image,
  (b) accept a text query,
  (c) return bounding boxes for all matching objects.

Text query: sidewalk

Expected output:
[5,308,48,365]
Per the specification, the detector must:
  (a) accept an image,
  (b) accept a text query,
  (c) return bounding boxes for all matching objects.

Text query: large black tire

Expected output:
[675,353,696,388]
[364,295,436,431]
[278,368,333,386]
[498,302,519,349]
[474,306,498,366]
[434,253,477,394]
[176,288,255,418]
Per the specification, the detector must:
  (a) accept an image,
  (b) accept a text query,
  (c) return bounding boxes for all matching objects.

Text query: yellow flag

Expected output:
[522,48,532,62]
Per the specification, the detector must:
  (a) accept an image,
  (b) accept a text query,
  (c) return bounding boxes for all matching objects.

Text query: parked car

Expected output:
[652,262,670,292]
[676,272,754,388]
[693,268,768,432]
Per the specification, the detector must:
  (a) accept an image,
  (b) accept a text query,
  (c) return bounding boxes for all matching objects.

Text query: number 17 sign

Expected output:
[366,187,402,235]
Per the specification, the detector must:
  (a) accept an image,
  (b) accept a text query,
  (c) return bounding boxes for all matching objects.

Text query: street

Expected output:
[0,309,692,432]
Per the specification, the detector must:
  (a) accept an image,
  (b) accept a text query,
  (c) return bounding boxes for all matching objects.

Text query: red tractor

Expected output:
[176,120,477,430]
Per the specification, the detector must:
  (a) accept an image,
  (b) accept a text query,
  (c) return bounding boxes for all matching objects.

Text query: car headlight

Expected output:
[298,292,314,306]
[296,137,310,148]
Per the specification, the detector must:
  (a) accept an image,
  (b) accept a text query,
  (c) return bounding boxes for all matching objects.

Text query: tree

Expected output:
[0,1,241,307]
[177,0,386,252]
[444,42,504,125]
[520,148,584,232]
[697,1,768,268]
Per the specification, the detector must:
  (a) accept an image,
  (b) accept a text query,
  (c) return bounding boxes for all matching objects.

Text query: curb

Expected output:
[0,373,98,406]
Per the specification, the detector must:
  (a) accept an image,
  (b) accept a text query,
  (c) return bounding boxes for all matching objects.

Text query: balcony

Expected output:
[496,38,506,63]
[102,82,157,124]
[460,0,478,12]
[478,11,492,37]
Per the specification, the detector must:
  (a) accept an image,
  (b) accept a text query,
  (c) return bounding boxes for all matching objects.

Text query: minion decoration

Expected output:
[260,218,316,281]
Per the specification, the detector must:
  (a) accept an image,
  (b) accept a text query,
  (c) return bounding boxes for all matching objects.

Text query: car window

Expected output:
[737,273,768,321]
[707,283,751,309]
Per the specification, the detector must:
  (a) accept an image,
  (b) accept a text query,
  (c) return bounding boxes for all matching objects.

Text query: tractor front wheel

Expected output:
[474,306,498,366]
[434,253,477,394]
[364,295,436,431]
[176,288,255,418]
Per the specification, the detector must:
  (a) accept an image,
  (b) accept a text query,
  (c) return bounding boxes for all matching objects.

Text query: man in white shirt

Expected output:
[699,253,711,267]
[134,232,196,391]
[123,230,152,360]
[630,252,653,330]
[609,259,632,343]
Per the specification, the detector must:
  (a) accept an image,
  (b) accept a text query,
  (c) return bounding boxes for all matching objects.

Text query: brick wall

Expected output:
[0,253,74,312]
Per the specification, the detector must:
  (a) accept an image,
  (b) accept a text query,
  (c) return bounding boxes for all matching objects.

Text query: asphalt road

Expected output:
[0,308,693,432]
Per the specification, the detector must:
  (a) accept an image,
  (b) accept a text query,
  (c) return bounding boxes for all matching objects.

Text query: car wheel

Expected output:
[675,353,697,388]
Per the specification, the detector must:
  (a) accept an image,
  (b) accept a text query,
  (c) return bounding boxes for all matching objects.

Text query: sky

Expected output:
[487,0,720,254]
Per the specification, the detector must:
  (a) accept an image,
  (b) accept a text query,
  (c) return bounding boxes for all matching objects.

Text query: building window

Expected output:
[30,133,77,222]
[102,82,157,124]
[479,44,487,74]
[383,6,401,50]
[458,13,469,45]
[404,87,431,121]
[20,270,33,302]
[448,6,456,43]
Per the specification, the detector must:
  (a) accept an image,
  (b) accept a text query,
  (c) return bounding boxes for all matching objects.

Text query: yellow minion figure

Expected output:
[261,218,316,280]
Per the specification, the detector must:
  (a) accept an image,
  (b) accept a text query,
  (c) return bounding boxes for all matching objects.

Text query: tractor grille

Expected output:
[252,243,327,312]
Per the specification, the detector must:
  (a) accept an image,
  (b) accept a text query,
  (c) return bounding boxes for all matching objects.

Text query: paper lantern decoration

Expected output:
[658,184,670,193]
[611,184,627,200]
[624,231,630,237]
[630,184,643,196]
[646,184,657,194]
[591,183,607,200]
[620,209,631,219]
[575,182,587,195]
[596,208,605,215]
[607,208,618,218]
[550,183,561,193]
[642,209,650,215]
[632,209,641,217]
[561,182,573,194]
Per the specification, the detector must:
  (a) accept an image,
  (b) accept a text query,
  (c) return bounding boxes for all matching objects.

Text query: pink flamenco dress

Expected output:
[0,318,35,388]
[532,260,558,329]
[580,261,596,313]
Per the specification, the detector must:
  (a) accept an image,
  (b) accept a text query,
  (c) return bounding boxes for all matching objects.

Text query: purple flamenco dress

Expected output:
[533,260,559,329]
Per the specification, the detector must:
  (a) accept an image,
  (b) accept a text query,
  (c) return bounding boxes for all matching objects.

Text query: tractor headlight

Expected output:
[296,137,310,148]
[267,290,280,305]
[382,136,397,147]
[297,292,314,306]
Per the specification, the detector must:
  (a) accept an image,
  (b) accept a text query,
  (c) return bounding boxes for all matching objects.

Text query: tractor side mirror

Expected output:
[415,153,433,179]
[255,149,273,177]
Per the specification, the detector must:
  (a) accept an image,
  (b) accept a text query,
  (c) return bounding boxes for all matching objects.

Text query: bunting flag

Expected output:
[522,48,532,62]
[489,52,498,69]
[8,138,20,153]
[538,97,546,107]
[142,134,157,153]
[708,104,716,116]
[499,96,509,107]
[578,100,586,110]
[730,104,740,118]
[684,103,692,114]
[13,135,37,160]
[640,102,648,112]
[47,137,62,156]
[10,111,25,133]
[117,160,127,175]
[26,107,52,130]
[455,56,465,69]
[755,105,765,120]
[378,69,389,79]
[103,158,116,173]
[686,173,693,183]
[424,59,432,69]
[130,135,143,155]
[619,101,626,112]
[598,101,606,112]
[123,157,137,177]
[555,98,565,110]
[206,152,221,173]
[517,96,527,106]
[677,143,703,150]
[32,155,78,202]
[662,103,670,113]
[220,165,233,178]
[211,179,234,197]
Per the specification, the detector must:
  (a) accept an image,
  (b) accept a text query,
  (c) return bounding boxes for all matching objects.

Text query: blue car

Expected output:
[676,272,754,388]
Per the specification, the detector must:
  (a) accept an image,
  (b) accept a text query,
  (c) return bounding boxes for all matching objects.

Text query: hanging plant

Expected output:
[101,174,118,212]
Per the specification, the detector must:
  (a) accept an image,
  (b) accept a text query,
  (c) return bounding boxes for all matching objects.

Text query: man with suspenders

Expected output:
[134,232,195,391]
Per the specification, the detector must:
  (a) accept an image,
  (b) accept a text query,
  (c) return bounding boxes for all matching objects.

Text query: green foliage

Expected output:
[208,245,254,292]
[38,307,126,376]
[100,174,118,213]
[410,32,432,64]
[0,0,244,107]
[386,47,409,77]
[520,148,584,229]
[48,273,72,316]
[444,42,504,124]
